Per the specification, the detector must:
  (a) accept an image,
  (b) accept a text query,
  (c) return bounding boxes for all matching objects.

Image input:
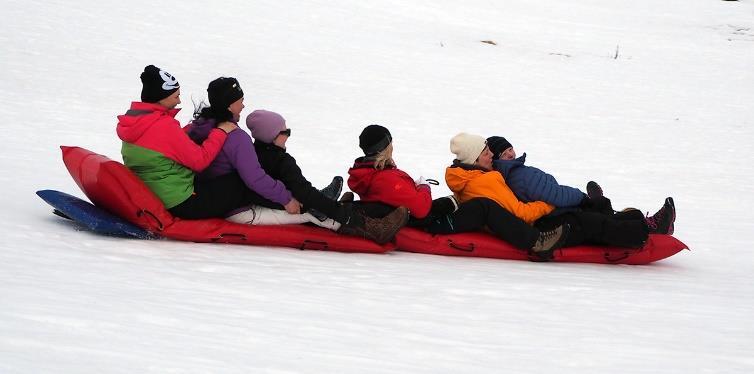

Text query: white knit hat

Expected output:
[450,133,487,165]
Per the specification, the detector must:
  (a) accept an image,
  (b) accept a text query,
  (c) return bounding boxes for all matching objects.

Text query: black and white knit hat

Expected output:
[140,65,180,103]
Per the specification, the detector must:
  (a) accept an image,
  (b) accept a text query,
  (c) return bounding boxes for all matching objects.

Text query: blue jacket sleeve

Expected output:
[537,177,586,207]
[522,166,586,207]
[496,155,586,207]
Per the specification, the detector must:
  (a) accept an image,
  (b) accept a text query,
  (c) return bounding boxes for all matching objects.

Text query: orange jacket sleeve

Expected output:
[449,169,554,225]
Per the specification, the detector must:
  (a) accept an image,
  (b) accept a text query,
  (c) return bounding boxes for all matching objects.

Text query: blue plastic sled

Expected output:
[36,189,154,239]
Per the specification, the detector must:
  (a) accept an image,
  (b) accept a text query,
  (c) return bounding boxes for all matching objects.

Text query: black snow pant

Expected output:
[534,209,648,248]
[424,197,540,250]
[169,172,273,220]
[287,181,353,225]
[579,195,615,215]
[356,197,540,250]
[172,172,359,225]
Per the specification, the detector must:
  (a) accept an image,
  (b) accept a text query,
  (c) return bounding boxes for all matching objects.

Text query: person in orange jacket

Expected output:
[446,133,554,225]
[445,133,651,250]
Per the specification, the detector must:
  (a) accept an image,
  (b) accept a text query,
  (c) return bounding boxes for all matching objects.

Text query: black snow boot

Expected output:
[645,197,675,235]
[586,181,603,199]
[310,176,344,221]
[319,176,343,200]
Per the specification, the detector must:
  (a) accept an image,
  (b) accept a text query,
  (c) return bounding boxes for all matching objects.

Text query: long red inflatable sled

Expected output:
[57,146,687,264]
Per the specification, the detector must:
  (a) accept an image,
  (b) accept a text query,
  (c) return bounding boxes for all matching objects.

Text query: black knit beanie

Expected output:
[207,77,244,111]
[359,124,392,156]
[486,136,513,160]
[140,65,180,103]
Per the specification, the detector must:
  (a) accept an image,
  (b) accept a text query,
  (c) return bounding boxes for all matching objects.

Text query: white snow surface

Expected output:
[2,0,754,372]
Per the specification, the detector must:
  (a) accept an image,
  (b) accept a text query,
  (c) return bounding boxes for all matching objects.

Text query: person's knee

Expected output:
[467,197,493,214]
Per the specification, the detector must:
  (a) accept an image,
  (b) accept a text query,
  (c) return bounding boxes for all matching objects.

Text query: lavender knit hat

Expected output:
[246,110,286,143]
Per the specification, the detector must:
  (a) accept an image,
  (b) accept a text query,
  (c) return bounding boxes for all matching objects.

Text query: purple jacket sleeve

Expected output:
[225,130,293,205]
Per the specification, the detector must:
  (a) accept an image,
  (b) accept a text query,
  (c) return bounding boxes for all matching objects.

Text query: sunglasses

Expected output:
[278,128,291,137]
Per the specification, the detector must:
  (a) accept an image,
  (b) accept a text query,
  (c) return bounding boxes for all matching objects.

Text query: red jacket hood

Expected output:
[116,102,181,143]
[348,159,433,219]
[347,161,384,197]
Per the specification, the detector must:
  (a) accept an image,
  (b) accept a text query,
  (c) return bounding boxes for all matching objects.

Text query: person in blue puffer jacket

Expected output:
[486,136,595,209]
[486,135,678,236]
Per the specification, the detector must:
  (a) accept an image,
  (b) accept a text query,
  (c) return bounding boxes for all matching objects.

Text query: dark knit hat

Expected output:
[207,77,244,110]
[486,136,513,160]
[140,65,180,103]
[359,124,392,156]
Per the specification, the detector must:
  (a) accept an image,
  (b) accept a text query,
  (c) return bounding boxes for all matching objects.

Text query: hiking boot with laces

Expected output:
[530,224,570,261]
[586,181,603,199]
[310,176,344,221]
[337,206,409,245]
[645,197,675,235]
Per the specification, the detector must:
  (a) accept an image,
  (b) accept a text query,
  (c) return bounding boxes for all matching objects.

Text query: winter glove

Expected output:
[414,176,440,187]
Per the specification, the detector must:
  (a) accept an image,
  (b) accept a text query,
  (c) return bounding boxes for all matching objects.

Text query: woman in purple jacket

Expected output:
[185,77,339,229]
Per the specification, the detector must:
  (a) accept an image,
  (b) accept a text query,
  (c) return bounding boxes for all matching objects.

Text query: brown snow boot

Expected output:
[337,206,409,245]
[338,191,355,203]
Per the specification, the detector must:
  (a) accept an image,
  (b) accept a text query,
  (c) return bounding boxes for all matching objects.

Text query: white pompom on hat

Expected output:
[450,132,487,165]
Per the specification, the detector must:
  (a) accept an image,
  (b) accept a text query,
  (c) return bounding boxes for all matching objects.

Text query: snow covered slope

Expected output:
[1,0,753,372]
